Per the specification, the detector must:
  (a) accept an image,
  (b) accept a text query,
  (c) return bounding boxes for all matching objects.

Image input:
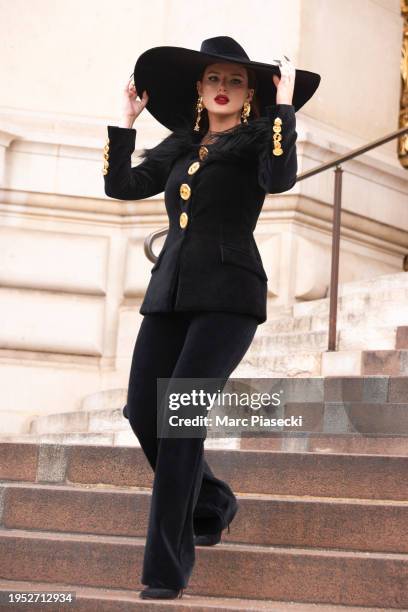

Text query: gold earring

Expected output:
[194,95,204,132]
[241,100,251,124]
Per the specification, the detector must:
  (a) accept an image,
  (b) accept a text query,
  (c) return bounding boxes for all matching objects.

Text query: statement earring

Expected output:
[194,95,204,132]
[241,100,251,124]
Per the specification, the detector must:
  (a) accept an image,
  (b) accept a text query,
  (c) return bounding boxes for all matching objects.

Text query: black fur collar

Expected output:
[138,116,273,166]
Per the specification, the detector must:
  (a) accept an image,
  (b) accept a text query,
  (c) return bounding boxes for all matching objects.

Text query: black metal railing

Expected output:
[144,125,408,351]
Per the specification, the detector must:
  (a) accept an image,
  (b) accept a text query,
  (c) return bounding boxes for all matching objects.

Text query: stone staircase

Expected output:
[0,441,406,609]
[237,270,408,378]
[1,271,408,452]
[1,272,408,608]
[0,271,405,445]
[1,376,407,457]
[0,388,137,448]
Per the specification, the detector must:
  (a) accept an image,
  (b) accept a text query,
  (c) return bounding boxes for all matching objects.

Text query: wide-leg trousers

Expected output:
[123,310,258,589]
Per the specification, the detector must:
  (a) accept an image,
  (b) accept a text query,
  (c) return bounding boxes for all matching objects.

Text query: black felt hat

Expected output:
[133,36,321,131]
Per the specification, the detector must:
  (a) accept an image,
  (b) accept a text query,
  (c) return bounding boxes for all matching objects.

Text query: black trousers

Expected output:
[124,310,258,589]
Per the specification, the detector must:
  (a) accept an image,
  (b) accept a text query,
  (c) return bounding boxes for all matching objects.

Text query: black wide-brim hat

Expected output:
[134,36,321,132]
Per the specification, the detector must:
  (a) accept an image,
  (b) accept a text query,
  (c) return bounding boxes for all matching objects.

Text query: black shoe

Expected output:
[139,586,184,599]
[194,522,231,546]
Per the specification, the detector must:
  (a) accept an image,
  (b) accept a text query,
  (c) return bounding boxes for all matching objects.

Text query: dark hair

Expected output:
[196,63,260,135]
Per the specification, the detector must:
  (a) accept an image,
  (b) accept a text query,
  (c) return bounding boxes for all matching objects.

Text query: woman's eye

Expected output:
[208,75,243,84]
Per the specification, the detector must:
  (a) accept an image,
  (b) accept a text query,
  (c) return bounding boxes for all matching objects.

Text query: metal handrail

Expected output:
[296,125,408,181]
[145,125,408,351]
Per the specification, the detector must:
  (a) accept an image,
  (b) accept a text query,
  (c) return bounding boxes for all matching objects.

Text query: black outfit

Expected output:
[104,103,298,325]
[125,310,258,588]
[102,107,298,589]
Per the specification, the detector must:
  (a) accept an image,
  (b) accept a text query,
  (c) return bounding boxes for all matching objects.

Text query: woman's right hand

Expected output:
[120,78,149,127]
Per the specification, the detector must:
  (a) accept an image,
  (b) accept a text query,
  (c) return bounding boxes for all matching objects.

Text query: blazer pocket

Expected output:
[220,243,268,281]
[150,245,167,273]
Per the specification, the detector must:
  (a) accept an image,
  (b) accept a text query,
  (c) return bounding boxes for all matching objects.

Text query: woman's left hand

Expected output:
[272,55,296,105]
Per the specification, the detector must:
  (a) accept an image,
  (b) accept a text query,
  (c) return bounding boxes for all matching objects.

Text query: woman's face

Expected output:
[197,62,254,120]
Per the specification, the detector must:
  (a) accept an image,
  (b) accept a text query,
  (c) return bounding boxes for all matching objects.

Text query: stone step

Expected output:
[0,431,140,447]
[0,431,235,451]
[12,376,408,444]
[1,443,407,501]
[2,431,408,455]
[29,407,129,436]
[34,389,408,438]
[0,528,406,608]
[241,433,408,455]
[265,280,408,327]
[240,400,408,435]
[251,329,334,355]
[334,270,408,297]
[2,481,408,554]
[241,348,408,377]
[294,289,408,319]
[80,388,127,412]
[1,430,406,455]
[361,349,408,375]
[321,349,408,376]
[292,278,408,319]
[264,305,408,335]
[239,349,322,377]
[0,578,389,611]
[251,325,407,355]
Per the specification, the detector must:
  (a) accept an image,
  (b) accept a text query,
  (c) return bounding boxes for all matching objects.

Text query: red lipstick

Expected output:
[214,95,229,105]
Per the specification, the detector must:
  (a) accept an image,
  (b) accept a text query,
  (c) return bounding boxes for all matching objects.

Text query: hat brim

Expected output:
[134,46,321,132]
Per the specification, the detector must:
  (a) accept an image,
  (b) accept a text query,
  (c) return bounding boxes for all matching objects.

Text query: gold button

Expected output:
[273,125,282,133]
[102,167,108,175]
[188,161,200,175]
[273,133,282,142]
[179,183,191,200]
[272,148,284,156]
[199,146,209,160]
[103,144,110,154]
[274,117,282,125]
[103,160,109,169]
[179,212,188,228]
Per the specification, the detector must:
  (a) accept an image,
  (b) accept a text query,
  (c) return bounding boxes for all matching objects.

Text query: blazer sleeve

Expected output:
[257,103,298,194]
[103,125,170,200]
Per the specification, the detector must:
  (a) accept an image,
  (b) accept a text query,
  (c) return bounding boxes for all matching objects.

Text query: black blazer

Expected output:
[103,103,297,324]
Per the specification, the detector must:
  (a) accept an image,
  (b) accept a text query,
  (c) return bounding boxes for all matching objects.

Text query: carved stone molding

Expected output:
[400,0,408,167]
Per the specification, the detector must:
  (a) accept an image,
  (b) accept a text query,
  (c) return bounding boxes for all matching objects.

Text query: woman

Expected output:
[103,36,320,600]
